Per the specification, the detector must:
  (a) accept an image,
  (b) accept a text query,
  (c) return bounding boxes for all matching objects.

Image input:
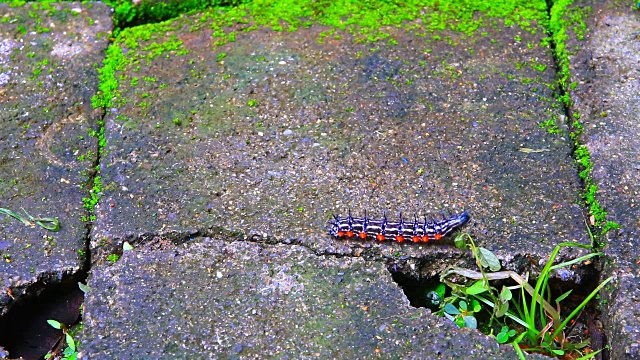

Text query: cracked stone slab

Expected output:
[0,2,111,315]
[80,237,547,359]
[92,7,589,278]
[567,1,640,357]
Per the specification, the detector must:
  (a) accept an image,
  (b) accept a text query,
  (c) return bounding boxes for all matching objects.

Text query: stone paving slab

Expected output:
[91,5,589,275]
[79,3,594,358]
[80,237,544,359]
[566,1,640,358]
[0,2,111,315]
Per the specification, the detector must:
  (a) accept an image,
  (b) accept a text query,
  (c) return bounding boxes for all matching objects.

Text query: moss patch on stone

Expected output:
[200,0,550,47]
[103,0,247,34]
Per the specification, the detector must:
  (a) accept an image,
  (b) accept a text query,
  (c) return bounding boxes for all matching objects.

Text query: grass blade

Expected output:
[551,276,613,341]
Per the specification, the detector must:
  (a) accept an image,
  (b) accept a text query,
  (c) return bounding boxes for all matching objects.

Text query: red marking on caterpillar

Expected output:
[329,211,470,243]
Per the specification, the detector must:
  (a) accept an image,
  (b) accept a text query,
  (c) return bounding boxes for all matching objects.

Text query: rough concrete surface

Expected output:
[0,2,111,315]
[81,237,542,359]
[91,7,588,273]
[79,3,586,359]
[567,0,640,358]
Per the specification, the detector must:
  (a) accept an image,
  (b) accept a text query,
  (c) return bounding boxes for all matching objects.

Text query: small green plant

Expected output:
[247,99,258,107]
[106,253,120,263]
[442,298,481,329]
[45,320,77,360]
[436,233,611,359]
[539,118,563,134]
[496,325,517,344]
[0,207,60,231]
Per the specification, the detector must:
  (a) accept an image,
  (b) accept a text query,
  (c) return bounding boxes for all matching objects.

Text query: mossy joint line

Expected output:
[546,0,619,243]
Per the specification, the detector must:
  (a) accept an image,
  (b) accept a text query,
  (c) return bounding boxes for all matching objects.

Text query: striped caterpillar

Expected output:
[329,211,470,243]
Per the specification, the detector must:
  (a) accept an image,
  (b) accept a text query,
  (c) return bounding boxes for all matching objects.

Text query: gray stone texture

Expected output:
[567,1,640,358]
[0,2,111,315]
[91,9,588,269]
[81,237,534,359]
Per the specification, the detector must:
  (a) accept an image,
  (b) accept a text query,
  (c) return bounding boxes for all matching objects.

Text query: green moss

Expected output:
[200,0,549,48]
[92,20,190,110]
[548,1,590,89]
[92,45,127,109]
[82,175,102,219]
[574,145,620,239]
[104,0,247,35]
[545,1,618,240]
[529,60,547,72]
[539,117,563,135]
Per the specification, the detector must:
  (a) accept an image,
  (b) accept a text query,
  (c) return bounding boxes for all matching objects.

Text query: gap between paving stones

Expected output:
[81,236,553,359]
[93,226,477,278]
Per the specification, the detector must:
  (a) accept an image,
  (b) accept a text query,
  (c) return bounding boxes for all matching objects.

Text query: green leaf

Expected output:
[496,326,515,343]
[458,300,467,311]
[496,331,509,343]
[66,333,76,351]
[466,280,487,295]
[0,207,32,225]
[0,207,61,231]
[47,319,62,329]
[471,299,482,313]
[64,346,75,356]
[463,315,477,329]
[478,247,501,271]
[495,300,509,317]
[454,233,468,249]
[34,217,60,231]
[443,312,455,322]
[78,282,91,293]
[444,303,460,315]
[512,333,528,360]
[499,286,512,302]
[434,283,446,298]
[21,208,60,231]
[555,289,572,304]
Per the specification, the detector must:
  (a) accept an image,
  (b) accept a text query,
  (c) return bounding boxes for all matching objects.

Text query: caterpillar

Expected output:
[329,211,470,243]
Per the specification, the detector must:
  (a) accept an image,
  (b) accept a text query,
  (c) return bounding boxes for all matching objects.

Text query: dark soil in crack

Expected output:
[0,278,85,360]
